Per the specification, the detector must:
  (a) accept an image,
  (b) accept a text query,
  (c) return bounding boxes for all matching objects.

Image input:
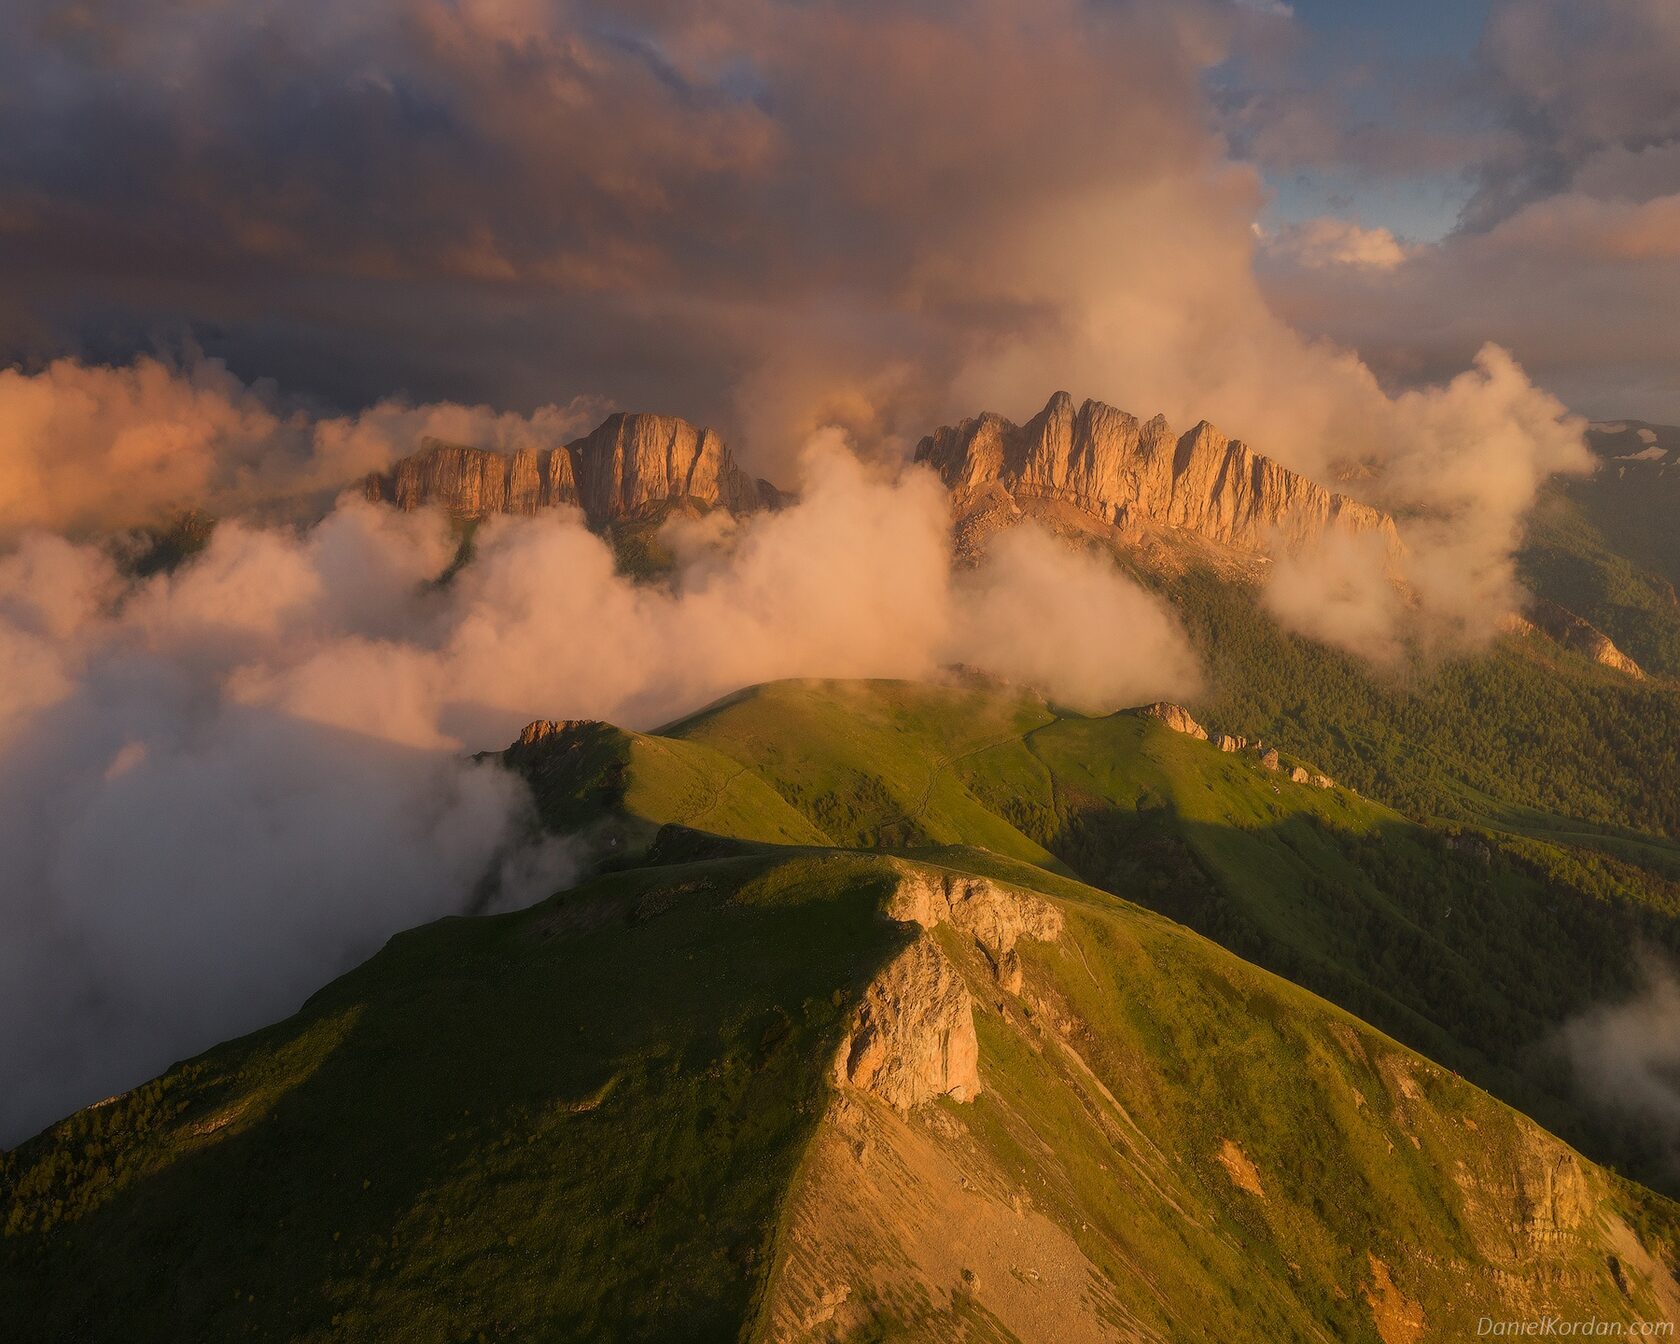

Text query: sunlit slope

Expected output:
[5,848,1676,1342]
[498,716,830,853]
[660,677,1064,863]
[657,678,1680,1181]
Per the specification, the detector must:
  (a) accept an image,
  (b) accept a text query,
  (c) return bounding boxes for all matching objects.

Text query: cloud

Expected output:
[1470,0,1680,230]
[0,433,1198,1142]
[0,0,1606,663]
[950,525,1203,712]
[1560,954,1680,1178]
[1254,0,1680,426]
[1262,528,1406,665]
[1263,217,1408,271]
[1487,192,1680,263]
[0,354,604,536]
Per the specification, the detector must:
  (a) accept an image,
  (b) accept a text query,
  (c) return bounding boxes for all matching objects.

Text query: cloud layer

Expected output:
[0,439,1198,1141]
[1561,955,1680,1179]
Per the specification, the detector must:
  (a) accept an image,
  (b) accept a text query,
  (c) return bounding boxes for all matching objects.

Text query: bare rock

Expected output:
[1288,765,1310,784]
[884,862,1063,964]
[1140,702,1208,740]
[915,391,1401,558]
[1311,773,1334,789]
[1260,748,1281,771]
[836,935,980,1112]
[1525,598,1644,679]
[1211,732,1246,752]
[1446,833,1494,865]
[363,412,783,529]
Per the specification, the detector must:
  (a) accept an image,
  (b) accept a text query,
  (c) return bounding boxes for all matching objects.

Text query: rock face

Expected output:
[915,391,1401,556]
[1140,702,1208,740]
[364,412,783,529]
[1524,598,1645,679]
[835,864,1067,1111]
[835,935,980,1112]
[885,862,1063,995]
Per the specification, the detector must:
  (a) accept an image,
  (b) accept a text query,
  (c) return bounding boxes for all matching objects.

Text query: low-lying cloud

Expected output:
[1560,955,1680,1178]
[0,435,1197,1142]
[0,353,605,537]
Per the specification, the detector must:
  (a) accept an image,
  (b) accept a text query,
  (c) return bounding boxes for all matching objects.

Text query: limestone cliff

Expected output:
[364,412,783,528]
[1525,597,1645,679]
[915,390,1400,557]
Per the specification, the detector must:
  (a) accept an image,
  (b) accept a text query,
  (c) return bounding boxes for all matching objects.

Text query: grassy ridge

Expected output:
[8,838,1674,1339]
[1,854,909,1341]
[648,679,1680,1187]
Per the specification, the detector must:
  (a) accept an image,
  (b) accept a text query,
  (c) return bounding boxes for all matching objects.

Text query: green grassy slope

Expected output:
[499,717,830,859]
[1,852,908,1341]
[1168,566,1680,843]
[767,857,1680,1340]
[649,679,1680,1186]
[6,842,1676,1341]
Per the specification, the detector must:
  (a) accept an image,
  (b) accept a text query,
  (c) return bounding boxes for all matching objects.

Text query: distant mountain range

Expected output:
[363,395,1656,680]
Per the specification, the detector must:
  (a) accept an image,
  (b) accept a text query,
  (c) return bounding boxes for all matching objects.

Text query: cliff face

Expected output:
[1524,598,1646,678]
[915,390,1400,556]
[364,412,782,528]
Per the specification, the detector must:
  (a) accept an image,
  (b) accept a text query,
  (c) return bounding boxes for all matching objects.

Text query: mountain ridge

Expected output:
[915,390,1402,558]
[8,679,1679,1341]
[362,411,784,528]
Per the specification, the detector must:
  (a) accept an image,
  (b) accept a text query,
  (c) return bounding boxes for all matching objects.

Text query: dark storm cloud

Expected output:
[1,0,1256,462]
[1465,0,1680,231]
[1251,0,1680,424]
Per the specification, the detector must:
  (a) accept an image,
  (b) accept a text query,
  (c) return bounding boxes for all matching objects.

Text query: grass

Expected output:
[11,676,1680,1339]
[606,679,1680,1189]
[10,836,1674,1341]
[1,853,912,1342]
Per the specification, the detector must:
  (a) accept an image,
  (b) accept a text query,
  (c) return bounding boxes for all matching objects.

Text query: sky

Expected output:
[2,0,1677,465]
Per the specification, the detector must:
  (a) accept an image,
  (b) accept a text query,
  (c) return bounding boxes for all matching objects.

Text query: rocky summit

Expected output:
[915,390,1400,557]
[363,411,783,528]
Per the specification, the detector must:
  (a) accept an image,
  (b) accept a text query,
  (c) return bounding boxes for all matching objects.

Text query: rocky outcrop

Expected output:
[1524,598,1645,679]
[885,862,1063,994]
[1138,708,1339,788]
[835,935,980,1112]
[915,391,1401,557]
[1141,702,1208,740]
[364,412,784,528]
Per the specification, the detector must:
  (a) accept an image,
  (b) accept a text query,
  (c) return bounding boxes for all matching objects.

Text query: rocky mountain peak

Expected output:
[915,390,1401,557]
[364,411,784,529]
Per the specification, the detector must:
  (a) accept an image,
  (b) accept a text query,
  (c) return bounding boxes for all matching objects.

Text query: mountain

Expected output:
[6,680,1678,1342]
[1513,422,1680,680]
[1515,597,1645,679]
[1556,420,1680,597]
[914,390,1400,559]
[362,411,784,528]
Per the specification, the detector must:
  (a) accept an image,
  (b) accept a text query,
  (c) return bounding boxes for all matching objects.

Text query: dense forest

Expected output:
[1166,568,1680,841]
